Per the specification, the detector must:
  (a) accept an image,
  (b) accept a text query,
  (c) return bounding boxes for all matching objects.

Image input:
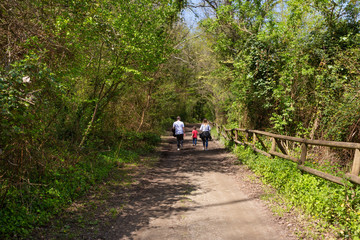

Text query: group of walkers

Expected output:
[172,116,211,151]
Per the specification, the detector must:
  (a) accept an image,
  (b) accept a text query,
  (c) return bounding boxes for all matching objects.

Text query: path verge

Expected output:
[33,125,301,239]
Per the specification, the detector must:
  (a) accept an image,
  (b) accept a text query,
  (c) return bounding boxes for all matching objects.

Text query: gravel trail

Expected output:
[34,124,297,240]
[110,124,296,240]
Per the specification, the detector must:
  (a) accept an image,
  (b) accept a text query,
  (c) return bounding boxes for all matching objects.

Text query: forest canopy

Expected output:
[0,0,359,238]
[194,0,360,143]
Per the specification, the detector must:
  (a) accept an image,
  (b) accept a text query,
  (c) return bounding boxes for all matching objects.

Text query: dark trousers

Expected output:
[176,134,184,148]
[202,137,209,148]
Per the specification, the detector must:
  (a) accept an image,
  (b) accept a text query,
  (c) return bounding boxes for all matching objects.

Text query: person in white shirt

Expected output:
[200,118,211,150]
[172,116,185,150]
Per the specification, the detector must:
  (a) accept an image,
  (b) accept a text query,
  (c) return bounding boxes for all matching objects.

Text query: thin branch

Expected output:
[18,97,35,105]
[173,56,191,64]
[174,34,202,49]
[204,0,218,10]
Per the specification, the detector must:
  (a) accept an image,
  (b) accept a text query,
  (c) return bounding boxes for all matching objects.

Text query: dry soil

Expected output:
[34,124,299,240]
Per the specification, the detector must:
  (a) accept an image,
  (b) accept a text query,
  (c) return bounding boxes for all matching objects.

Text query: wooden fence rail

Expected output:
[212,123,360,186]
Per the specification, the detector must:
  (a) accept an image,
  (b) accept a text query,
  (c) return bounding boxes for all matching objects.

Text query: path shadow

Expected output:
[97,124,239,239]
[100,175,199,239]
[34,124,239,240]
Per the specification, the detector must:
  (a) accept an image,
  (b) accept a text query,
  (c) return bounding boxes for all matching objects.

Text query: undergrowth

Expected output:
[232,145,360,239]
[0,132,161,239]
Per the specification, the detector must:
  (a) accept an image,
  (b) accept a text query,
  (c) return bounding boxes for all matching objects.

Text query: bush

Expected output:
[234,145,360,239]
[0,131,161,239]
[0,154,109,238]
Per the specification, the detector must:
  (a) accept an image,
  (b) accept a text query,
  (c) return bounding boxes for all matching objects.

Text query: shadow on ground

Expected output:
[33,124,238,240]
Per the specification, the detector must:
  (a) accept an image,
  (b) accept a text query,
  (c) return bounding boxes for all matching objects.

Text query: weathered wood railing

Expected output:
[213,123,360,186]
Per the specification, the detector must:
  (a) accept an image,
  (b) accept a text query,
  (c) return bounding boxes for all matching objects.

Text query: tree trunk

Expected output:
[137,86,152,132]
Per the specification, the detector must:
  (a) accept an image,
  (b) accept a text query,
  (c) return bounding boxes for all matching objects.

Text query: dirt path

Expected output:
[102,124,296,240]
[35,124,298,240]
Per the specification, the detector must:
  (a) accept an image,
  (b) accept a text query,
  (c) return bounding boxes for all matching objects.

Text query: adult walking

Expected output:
[173,116,185,151]
[200,119,211,150]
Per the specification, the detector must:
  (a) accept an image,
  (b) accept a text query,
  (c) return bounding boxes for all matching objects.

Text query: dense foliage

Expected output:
[233,144,360,239]
[194,0,360,237]
[1,0,185,172]
[0,0,185,238]
[0,2,187,172]
[0,131,160,238]
[1,0,359,238]
[196,0,360,141]
[186,0,360,189]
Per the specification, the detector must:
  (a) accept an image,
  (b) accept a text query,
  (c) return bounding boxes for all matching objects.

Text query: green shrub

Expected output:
[0,155,109,238]
[0,131,160,239]
[234,145,360,238]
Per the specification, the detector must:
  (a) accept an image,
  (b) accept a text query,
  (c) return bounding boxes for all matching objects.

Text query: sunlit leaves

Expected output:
[198,0,359,140]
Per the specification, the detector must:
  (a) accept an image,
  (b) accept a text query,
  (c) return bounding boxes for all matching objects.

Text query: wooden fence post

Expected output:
[275,138,288,155]
[245,130,250,143]
[351,149,360,176]
[257,136,267,151]
[271,138,276,151]
[253,133,257,145]
[270,137,276,158]
[300,143,307,165]
[225,127,231,140]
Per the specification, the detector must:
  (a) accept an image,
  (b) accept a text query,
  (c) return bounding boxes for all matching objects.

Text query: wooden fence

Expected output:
[213,123,360,186]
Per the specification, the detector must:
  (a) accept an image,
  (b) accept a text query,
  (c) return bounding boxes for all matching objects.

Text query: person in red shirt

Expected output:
[192,126,198,146]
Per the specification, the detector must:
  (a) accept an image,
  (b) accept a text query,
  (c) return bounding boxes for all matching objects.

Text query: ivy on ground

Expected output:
[233,145,360,239]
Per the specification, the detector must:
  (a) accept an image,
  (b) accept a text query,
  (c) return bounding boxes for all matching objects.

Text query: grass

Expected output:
[0,132,161,239]
[30,150,161,239]
[230,144,360,239]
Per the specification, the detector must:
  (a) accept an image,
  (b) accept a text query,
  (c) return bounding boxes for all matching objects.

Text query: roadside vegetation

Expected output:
[197,1,360,237]
[214,128,360,239]
[0,131,161,238]
[236,145,360,239]
[1,0,359,238]
[0,0,186,238]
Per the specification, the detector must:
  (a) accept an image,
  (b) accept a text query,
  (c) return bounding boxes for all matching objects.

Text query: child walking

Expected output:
[192,126,198,146]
